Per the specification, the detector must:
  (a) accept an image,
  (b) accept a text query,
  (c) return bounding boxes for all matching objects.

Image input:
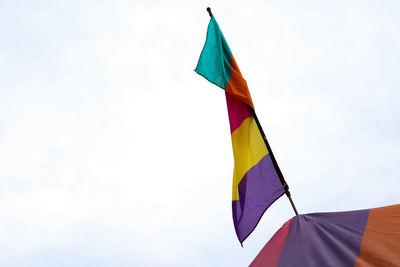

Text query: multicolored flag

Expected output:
[195,16,286,244]
[251,204,400,266]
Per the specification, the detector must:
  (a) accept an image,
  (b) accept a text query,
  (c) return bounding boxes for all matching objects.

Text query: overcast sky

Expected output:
[1,0,400,266]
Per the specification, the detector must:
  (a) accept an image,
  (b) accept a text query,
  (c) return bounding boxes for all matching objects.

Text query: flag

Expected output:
[250,204,400,266]
[195,16,286,244]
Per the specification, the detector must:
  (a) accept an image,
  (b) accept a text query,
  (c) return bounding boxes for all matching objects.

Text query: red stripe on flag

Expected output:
[225,91,252,133]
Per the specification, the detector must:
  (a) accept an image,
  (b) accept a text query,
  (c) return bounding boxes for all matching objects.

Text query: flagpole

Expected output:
[207,7,213,17]
[251,108,299,216]
[206,7,299,216]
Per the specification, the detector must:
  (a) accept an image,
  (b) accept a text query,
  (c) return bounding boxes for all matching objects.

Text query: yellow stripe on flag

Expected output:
[231,117,269,201]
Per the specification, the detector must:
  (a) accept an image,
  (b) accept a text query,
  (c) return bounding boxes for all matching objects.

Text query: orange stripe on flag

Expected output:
[225,55,254,109]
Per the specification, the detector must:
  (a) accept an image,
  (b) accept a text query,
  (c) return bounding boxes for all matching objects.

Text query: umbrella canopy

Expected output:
[251,204,400,266]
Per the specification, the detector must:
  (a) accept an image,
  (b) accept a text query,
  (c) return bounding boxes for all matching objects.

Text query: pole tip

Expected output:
[206,7,213,17]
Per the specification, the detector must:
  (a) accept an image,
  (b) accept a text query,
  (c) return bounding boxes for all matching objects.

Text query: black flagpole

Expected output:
[207,7,213,17]
[251,108,299,216]
[206,7,299,216]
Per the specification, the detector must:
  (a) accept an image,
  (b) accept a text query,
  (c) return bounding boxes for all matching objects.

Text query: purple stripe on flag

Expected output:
[277,209,370,267]
[232,154,285,243]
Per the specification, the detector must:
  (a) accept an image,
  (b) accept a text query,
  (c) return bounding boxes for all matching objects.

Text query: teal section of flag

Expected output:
[195,17,232,89]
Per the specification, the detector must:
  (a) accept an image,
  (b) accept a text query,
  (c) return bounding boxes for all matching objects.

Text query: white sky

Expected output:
[1,0,400,266]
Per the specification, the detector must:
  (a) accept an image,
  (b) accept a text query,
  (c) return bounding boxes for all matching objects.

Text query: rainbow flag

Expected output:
[251,204,400,266]
[195,16,285,244]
